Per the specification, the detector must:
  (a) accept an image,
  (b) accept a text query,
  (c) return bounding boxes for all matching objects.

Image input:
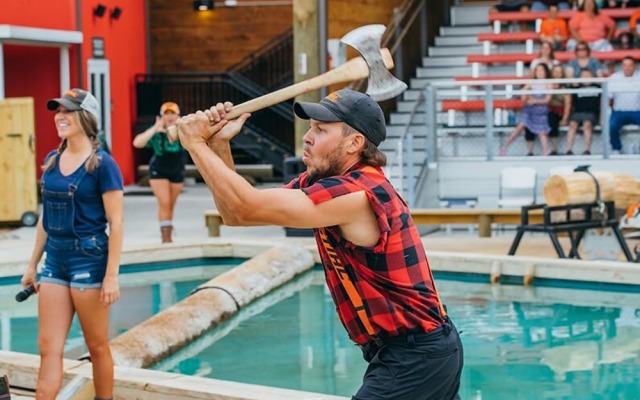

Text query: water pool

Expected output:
[154,269,640,400]
[0,258,243,358]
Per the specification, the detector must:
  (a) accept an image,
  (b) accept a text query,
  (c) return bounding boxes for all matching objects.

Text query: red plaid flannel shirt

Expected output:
[284,163,447,345]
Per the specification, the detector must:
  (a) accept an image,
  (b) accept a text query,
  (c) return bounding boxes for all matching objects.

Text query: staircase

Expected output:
[381,4,499,202]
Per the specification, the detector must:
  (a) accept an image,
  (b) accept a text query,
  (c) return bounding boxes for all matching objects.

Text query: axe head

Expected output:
[341,24,407,102]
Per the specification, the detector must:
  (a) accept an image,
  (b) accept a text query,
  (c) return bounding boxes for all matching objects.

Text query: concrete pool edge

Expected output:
[0,350,348,400]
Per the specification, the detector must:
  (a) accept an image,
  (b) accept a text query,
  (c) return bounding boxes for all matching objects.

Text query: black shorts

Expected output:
[149,167,185,183]
[570,112,597,125]
[548,113,561,138]
[149,153,186,183]
[525,128,535,142]
[353,321,463,400]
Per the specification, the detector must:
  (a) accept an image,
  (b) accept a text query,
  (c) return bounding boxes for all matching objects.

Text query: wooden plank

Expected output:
[204,208,545,238]
[137,164,273,180]
[0,98,37,224]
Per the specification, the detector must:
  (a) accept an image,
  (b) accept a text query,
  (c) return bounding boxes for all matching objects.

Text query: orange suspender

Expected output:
[318,230,377,337]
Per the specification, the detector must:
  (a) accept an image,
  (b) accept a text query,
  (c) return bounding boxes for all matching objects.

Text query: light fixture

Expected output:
[110,6,122,20]
[193,0,214,11]
[94,4,107,17]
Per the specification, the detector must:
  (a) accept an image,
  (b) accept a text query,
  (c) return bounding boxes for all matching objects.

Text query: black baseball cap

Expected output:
[293,89,386,146]
[47,88,100,121]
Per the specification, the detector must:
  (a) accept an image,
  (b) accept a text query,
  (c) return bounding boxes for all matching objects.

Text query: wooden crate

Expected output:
[0,98,38,226]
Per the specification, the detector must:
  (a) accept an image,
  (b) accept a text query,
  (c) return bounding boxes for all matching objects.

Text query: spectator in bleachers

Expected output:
[531,0,571,10]
[491,0,531,12]
[602,0,640,7]
[500,64,553,156]
[531,42,561,73]
[567,0,616,51]
[548,64,573,154]
[613,31,635,49]
[630,8,640,41]
[608,56,640,153]
[565,41,606,78]
[565,68,600,154]
[540,5,571,49]
[491,0,532,31]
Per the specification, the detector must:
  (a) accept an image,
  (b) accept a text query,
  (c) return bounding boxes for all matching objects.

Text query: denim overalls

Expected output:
[40,163,109,289]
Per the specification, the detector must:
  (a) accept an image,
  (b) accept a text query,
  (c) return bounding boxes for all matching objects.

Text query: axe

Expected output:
[167,24,407,141]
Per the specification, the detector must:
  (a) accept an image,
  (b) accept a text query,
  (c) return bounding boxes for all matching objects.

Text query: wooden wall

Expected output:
[150,0,403,73]
[149,1,292,72]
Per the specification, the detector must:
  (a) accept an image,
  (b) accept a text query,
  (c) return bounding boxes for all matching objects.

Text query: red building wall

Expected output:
[2,0,147,184]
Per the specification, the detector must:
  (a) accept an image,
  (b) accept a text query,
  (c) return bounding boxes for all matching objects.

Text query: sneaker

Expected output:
[611,150,621,155]
[527,152,534,156]
[582,150,591,155]
[549,151,558,156]
[565,150,574,155]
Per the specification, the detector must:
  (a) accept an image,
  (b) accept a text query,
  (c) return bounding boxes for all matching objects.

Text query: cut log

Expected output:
[543,171,640,208]
[613,174,640,209]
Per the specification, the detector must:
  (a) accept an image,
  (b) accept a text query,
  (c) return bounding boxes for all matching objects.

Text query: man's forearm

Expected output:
[189,143,256,223]
[208,140,235,170]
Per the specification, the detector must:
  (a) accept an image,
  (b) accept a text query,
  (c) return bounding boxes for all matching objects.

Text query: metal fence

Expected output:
[385,76,640,205]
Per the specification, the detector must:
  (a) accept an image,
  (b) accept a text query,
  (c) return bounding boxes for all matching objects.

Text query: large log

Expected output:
[544,172,640,208]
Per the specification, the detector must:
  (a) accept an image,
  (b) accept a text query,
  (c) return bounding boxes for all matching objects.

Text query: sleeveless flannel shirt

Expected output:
[284,162,447,345]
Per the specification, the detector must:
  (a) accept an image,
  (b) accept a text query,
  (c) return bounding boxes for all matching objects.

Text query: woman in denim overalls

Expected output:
[21,89,124,400]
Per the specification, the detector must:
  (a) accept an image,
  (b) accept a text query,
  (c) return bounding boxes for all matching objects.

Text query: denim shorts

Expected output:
[40,234,109,289]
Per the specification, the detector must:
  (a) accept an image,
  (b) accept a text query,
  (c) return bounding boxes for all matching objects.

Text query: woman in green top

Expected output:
[133,102,185,243]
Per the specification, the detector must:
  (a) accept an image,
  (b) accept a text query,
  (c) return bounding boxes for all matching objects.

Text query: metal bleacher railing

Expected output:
[386,76,640,205]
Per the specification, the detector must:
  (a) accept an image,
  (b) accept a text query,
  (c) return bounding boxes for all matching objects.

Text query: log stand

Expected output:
[508,202,635,261]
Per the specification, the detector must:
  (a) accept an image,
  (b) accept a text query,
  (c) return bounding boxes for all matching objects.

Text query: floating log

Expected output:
[543,172,640,208]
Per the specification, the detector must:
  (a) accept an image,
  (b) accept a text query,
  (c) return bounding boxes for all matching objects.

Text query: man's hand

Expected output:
[177,111,225,152]
[204,102,251,144]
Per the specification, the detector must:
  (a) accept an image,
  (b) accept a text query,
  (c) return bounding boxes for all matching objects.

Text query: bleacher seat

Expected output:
[488,8,639,33]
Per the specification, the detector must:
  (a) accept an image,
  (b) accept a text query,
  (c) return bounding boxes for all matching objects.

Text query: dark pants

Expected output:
[353,322,463,400]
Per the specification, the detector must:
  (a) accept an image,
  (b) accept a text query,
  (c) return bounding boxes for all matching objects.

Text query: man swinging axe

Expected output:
[176,24,463,400]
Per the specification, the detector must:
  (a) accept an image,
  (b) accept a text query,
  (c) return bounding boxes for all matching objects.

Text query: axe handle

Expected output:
[167,48,394,142]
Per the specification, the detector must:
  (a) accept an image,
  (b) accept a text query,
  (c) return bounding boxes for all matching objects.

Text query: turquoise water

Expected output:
[0,258,242,357]
[155,270,640,400]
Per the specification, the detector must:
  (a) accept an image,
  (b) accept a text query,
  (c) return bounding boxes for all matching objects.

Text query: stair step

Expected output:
[390,113,427,125]
[440,25,492,36]
[429,46,483,56]
[416,66,474,78]
[397,101,427,113]
[402,89,424,102]
[451,5,493,26]
[422,56,468,67]
[386,124,428,138]
[415,64,519,81]
[379,138,429,151]
[435,36,479,46]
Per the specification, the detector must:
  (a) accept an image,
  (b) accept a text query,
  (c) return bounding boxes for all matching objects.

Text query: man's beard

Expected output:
[307,144,346,182]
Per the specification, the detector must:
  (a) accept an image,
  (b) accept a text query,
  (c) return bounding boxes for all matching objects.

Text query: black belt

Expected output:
[359,322,452,362]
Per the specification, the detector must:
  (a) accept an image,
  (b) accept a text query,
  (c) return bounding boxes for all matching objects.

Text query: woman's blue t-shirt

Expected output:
[42,149,123,237]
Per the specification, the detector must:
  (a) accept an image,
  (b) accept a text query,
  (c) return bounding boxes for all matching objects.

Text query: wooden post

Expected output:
[478,214,492,238]
[293,0,321,156]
